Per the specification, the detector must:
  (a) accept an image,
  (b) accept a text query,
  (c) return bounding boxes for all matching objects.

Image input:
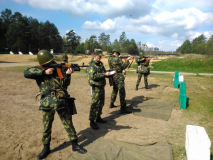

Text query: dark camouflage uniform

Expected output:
[87,59,106,120]
[62,53,68,63]
[108,55,130,107]
[24,64,77,144]
[135,57,149,86]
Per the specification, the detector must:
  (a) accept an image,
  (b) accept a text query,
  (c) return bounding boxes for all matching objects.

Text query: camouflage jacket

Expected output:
[108,55,130,81]
[135,57,149,67]
[87,59,106,87]
[24,64,70,111]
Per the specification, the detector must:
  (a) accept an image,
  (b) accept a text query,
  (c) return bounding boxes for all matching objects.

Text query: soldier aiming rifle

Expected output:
[108,49,134,113]
[24,50,87,159]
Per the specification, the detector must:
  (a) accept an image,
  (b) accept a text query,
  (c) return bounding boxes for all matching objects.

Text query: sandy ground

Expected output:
[0,54,189,160]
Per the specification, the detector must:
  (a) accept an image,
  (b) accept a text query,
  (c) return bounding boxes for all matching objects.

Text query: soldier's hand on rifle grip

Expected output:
[66,68,74,74]
[45,68,54,75]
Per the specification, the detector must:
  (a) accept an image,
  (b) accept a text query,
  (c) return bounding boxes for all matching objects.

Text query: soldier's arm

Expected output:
[145,61,149,67]
[135,57,145,63]
[108,57,112,70]
[118,58,130,70]
[63,73,71,86]
[24,67,45,79]
[135,57,140,63]
[88,67,106,80]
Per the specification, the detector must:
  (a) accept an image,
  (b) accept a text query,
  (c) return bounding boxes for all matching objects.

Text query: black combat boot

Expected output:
[109,102,117,108]
[37,143,50,160]
[96,114,107,123]
[135,85,138,91]
[90,120,99,130]
[71,139,87,154]
[145,85,149,89]
[120,106,132,114]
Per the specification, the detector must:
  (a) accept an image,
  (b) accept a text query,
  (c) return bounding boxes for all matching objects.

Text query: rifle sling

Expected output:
[43,75,67,95]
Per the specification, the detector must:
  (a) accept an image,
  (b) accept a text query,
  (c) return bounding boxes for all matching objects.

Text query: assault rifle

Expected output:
[120,56,152,62]
[36,63,89,79]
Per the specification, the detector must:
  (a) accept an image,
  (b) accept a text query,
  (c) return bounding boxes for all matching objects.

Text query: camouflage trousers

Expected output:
[136,73,148,86]
[89,86,105,120]
[110,79,126,107]
[42,107,77,144]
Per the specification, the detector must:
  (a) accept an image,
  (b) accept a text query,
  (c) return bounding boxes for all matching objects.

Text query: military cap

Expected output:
[112,49,120,55]
[94,50,103,56]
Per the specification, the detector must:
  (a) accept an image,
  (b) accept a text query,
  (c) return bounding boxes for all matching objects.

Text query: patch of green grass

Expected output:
[131,58,213,73]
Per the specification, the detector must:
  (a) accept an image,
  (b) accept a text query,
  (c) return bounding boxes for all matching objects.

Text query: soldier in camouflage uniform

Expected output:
[87,51,114,130]
[108,49,133,113]
[135,57,150,90]
[24,50,86,160]
[62,51,68,63]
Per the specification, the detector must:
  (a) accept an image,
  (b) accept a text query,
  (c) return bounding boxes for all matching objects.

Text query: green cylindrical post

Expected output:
[174,71,179,88]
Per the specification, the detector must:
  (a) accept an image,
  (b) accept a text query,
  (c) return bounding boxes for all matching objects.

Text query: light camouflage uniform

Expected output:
[87,59,106,120]
[108,55,130,107]
[24,64,77,144]
[135,57,149,86]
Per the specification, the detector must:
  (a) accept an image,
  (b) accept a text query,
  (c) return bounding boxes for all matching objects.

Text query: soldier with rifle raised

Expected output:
[135,56,150,90]
[108,49,133,113]
[119,55,151,90]
[24,50,87,159]
[62,51,68,63]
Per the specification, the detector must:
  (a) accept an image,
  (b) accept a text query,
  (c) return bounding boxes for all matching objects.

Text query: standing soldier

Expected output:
[87,51,115,130]
[24,50,87,160]
[135,57,150,90]
[62,51,68,63]
[108,49,133,113]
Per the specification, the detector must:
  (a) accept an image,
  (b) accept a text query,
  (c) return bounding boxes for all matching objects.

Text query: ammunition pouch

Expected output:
[65,97,77,115]
[138,66,150,74]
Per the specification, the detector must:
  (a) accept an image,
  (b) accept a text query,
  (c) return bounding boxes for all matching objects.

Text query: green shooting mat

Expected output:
[67,138,173,160]
[126,101,175,121]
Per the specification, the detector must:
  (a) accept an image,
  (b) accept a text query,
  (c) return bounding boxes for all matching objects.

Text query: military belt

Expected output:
[41,91,57,99]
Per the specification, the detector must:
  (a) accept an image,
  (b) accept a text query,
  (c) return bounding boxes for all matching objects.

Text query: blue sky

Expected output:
[0,0,213,51]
